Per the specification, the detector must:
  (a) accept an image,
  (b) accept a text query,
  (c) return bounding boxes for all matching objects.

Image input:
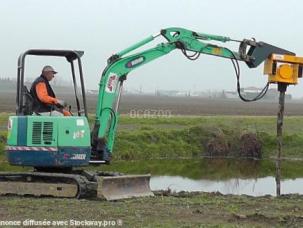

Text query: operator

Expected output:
[30,65,71,116]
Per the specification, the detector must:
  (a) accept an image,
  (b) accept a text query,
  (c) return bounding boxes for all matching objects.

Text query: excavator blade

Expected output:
[97,174,154,200]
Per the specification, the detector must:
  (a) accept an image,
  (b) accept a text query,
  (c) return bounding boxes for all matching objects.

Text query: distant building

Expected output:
[223,87,292,100]
[155,90,190,97]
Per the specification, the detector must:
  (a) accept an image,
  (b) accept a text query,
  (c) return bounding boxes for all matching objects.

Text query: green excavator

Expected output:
[2,27,294,200]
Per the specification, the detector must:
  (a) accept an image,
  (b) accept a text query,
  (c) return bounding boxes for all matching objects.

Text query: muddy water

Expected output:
[107,158,303,196]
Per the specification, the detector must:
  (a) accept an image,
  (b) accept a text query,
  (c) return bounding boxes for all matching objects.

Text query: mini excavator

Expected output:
[2,27,299,200]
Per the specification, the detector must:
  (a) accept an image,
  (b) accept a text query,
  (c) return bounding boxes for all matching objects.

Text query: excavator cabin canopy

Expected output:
[16,49,88,117]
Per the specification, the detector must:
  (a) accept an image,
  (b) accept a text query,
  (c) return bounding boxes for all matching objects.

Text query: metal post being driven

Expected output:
[276,83,287,196]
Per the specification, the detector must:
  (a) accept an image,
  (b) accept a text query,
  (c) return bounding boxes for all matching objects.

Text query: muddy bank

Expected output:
[0,193,302,227]
[115,125,266,160]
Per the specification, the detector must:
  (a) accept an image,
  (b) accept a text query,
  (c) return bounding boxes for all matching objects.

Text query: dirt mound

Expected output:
[239,133,262,159]
[205,132,262,159]
[205,134,230,157]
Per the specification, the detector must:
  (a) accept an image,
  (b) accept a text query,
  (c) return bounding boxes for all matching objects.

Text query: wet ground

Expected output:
[0,192,302,227]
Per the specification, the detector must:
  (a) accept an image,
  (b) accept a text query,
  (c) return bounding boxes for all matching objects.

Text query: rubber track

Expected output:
[0,172,97,198]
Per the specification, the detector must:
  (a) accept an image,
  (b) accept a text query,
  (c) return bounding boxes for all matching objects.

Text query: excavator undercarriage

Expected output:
[0,171,153,200]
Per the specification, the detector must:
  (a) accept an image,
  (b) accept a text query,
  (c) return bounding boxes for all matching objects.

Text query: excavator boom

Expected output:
[91,27,294,161]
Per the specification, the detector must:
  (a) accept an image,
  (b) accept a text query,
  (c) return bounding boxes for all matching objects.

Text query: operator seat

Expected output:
[21,86,33,115]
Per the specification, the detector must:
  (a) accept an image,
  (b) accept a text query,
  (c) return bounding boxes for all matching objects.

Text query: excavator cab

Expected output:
[6,49,92,169]
[16,49,88,117]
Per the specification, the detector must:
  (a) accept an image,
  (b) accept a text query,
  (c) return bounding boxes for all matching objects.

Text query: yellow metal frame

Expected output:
[264,54,303,85]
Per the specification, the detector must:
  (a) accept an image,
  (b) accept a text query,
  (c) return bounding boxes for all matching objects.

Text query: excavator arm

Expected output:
[91,27,294,162]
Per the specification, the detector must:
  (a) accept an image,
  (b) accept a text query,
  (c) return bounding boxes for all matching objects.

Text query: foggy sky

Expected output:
[1,0,303,97]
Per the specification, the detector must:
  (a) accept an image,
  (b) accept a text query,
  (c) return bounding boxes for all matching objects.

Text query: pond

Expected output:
[150,176,303,196]
[103,158,303,196]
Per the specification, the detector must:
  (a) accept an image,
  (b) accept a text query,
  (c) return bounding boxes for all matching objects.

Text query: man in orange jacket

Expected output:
[30,66,71,116]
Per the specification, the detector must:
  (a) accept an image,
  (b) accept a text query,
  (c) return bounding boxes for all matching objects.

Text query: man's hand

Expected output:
[56,99,67,108]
